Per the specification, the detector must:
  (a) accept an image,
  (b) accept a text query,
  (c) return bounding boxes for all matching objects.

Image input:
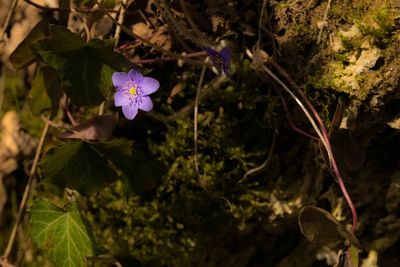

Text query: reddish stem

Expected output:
[269,59,358,232]
[295,85,357,232]
[274,86,319,141]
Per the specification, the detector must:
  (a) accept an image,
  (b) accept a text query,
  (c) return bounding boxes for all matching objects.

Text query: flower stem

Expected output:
[267,59,358,231]
[239,131,277,183]
[194,59,208,175]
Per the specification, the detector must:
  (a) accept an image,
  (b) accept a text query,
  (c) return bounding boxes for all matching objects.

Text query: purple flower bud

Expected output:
[204,47,232,76]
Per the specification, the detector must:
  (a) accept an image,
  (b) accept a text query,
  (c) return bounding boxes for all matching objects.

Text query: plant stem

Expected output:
[193,59,208,175]
[267,59,358,231]
[114,0,129,49]
[261,65,329,153]
[24,0,123,13]
[317,0,332,44]
[132,51,207,65]
[0,0,19,43]
[240,131,277,183]
[95,0,183,60]
[1,120,50,261]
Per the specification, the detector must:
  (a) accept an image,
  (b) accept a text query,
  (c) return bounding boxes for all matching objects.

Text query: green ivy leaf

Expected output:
[9,16,57,69]
[28,65,62,115]
[41,141,118,195]
[33,24,132,106]
[30,198,104,267]
[96,138,134,160]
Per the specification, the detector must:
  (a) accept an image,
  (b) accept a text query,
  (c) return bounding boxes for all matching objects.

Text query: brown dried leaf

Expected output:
[58,113,118,141]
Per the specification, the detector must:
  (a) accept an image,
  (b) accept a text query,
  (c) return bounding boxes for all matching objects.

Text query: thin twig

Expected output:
[239,130,277,183]
[114,0,129,49]
[261,64,328,153]
[194,58,208,175]
[1,119,50,261]
[24,0,122,13]
[148,76,225,122]
[0,0,19,43]
[156,0,210,48]
[178,0,208,46]
[71,8,91,42]
[0,258,15,267]
[99,0,130,116]
[257,0,267,48]
[273,85,318,140]
[132,51,206,65]
[317,0,332,44]
[0,66,6,114]
[95,0,186,60]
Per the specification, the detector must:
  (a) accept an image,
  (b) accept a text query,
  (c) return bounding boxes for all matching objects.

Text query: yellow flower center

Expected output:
[129,87,137,95]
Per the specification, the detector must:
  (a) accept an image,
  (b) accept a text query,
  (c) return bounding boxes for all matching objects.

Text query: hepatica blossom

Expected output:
[112,69,159,120]
[204,47,232,76]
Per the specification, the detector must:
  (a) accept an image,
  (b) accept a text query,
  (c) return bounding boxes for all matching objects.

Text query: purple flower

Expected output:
[204,47,232,76]
[112,69,159,120]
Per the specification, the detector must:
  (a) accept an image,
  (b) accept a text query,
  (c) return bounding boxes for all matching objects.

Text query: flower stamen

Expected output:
[129,87,137,95]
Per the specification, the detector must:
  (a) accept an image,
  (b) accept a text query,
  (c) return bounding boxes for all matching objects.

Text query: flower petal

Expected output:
[138,96,153,112]
[140,77,160,95]
[114,91,129,107]
[128,68,143,83]
[204,47,218,57]
[122,104,139,120]
[220,47,232,64]
[112,72,129,89]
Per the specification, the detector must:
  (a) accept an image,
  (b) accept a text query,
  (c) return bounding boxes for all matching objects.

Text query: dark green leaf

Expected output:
[96,138,134,159]
[87,38,132,71]
[9,16,57,69]
[331,129,366,172]
[28,65,62,115]
[33,25,132,106]
[30,198,104,267]
[96,141,166,195]
[41,141,118,195]
[298,206,362,249]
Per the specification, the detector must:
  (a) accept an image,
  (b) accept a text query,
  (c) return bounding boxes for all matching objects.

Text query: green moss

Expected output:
[330,0,373,22]
[357,5,396,45]
[86,66,285,265]
[308,3,394,97]
[308,61,354,93]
